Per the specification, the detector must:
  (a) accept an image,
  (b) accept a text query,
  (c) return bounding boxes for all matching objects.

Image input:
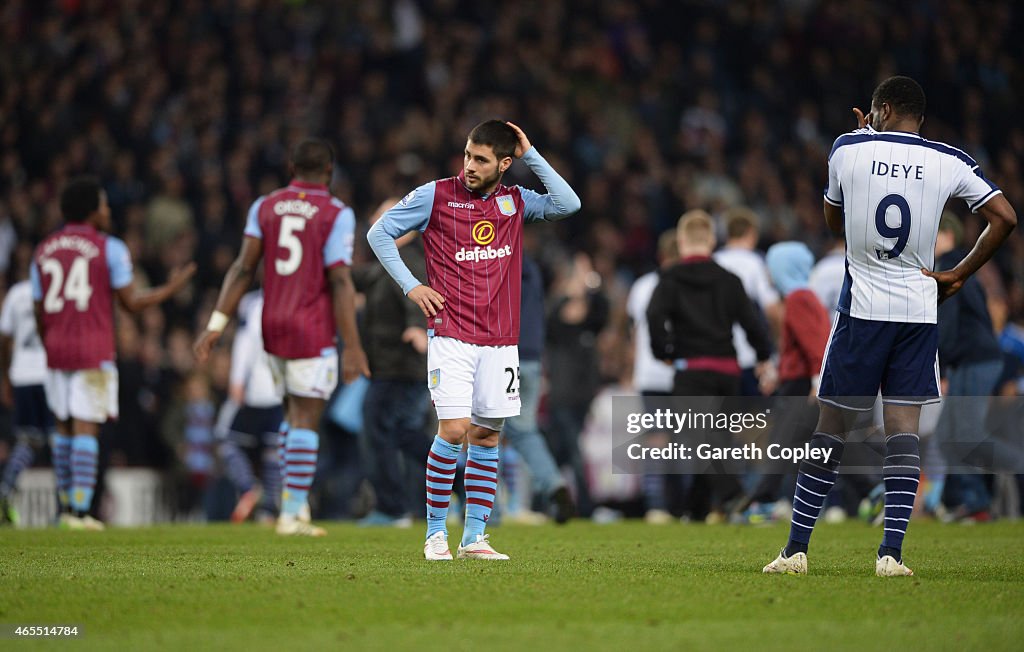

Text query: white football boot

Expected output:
[456,534,509,560]
[876,555,914,576]
[762,548,807,574]
[276,514,326,537]
[423,531,453,561]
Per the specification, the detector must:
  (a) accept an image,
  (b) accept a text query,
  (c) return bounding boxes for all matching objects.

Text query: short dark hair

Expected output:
[291,139,334,176]
[60,176,103,223]
[872,76,926,120]
[467,120,517,160]
[725,206,759,240]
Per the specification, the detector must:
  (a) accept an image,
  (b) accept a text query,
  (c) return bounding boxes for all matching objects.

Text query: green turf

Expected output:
[1,520,1022,651]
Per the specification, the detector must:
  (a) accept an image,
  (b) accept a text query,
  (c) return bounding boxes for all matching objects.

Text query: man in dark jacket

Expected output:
[647,210,773,396]
[352,199,432,526]
[502,252,574,523]
[933,213,1008,519]
[646,210,773,521]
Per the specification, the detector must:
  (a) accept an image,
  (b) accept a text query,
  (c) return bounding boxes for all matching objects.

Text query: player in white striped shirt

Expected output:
[764,76,1016,577]
[214,290,285,524]
[0,279,54,524]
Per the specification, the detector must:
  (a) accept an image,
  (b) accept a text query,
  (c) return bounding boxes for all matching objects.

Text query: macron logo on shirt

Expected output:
[447,201,475,210]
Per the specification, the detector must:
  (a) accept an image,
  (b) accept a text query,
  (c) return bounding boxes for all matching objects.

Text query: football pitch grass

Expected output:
[2,520,1023,651]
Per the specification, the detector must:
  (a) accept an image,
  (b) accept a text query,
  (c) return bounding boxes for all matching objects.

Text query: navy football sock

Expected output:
[785,432,845,557]
[879,432,920,563]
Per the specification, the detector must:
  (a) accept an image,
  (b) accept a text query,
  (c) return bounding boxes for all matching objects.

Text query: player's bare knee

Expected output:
[468,415,503,446]
[814,403,846,437]
[70,420,100,437]
[287,395,325,430]
[883,404,921,436]
[438,418,471,445]
[467,427,500,447]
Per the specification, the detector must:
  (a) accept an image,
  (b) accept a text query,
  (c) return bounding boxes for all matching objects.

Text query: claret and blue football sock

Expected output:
[462,444,499,546]
[51,433,73,511]
[425,435,461,538]
[70,434,99,516]
[281,428,318,517]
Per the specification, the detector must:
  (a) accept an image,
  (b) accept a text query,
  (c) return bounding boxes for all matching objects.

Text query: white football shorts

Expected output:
[44,364,119,423]
[426,336,521,420]
[268,349,338,399]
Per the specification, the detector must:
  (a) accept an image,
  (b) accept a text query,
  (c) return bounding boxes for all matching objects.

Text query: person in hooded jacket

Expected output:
[732,242,830,518]
[647,210,773,397]
[646,210,773,520]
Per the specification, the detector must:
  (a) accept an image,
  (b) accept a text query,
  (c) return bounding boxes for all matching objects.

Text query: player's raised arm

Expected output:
[105,231,194,315]
[366,183,445,318]
[193,235,262,362]
[510,123,582,223]
[115,263,196,314]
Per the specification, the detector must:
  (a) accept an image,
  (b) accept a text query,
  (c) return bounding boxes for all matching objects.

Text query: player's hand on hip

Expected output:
[506,121,533,158]
[342,346,371,384]
[920,268,964,304]
[407,284,445,318]
[192,329,222,363]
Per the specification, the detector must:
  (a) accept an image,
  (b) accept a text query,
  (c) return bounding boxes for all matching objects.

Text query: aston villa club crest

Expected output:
[496,195,516,216]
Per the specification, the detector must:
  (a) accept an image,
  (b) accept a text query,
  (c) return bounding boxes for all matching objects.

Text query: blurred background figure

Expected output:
[501,247,574,525]
[713,207,781,396]
[0,264,53,524]
[933,213,1011,522]
[545,252,609,519]
[647,210,773,521]
[164,372,217,521]
[214,289,284,525]
[733,241,829,523]
[353,198,431,528]
[626,229,682,524]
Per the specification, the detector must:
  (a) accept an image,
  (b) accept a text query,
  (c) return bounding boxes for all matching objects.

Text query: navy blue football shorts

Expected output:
[13,384,53,441]
[817,312,940,411]
[230,404,285,448]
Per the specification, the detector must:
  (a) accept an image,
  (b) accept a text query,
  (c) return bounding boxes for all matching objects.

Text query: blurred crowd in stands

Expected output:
[1,0,1023,523]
